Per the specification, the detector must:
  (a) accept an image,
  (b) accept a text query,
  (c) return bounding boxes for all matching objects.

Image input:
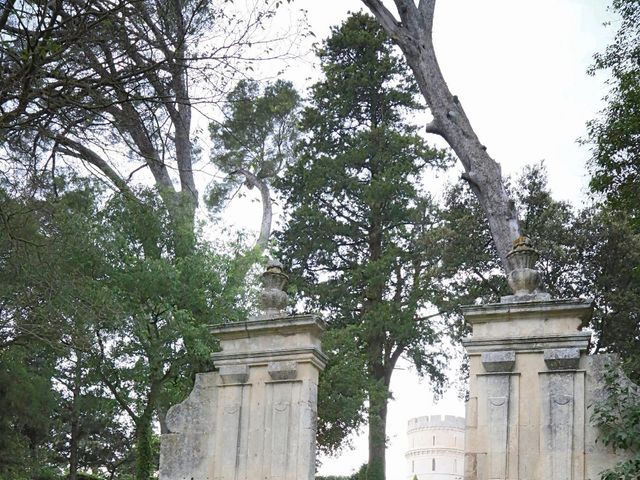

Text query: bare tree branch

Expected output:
[362,0,521,272]
[54,135,135,197]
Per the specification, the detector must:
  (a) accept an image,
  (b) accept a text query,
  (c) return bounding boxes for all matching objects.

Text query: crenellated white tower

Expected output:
[405,415,465,480]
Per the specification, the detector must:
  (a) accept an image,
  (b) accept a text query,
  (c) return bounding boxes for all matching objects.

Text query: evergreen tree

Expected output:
[209,79,301,251]
[277,14,450,480]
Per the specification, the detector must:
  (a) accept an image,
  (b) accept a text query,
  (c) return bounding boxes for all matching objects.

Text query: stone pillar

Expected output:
[160,261,327,480]
[461,237,629,480]
[462,297,591,480]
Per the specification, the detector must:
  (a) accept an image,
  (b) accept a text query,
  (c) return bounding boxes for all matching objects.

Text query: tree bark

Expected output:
[233,169,273,252]
[361,0,520,272]
[135,411,154,480]
[367,375,389,480]
[68,350,83,480]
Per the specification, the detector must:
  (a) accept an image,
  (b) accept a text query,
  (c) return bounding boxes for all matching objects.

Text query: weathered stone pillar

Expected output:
[461,237,629,480]
[160,261,327,480]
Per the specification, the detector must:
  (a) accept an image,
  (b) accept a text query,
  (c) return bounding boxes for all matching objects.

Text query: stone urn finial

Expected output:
[506,236,541,296]
[259,259,289,316]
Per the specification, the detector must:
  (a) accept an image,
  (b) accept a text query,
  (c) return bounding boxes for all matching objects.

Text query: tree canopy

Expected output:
[0,176,249,479]
[277,13,450,480]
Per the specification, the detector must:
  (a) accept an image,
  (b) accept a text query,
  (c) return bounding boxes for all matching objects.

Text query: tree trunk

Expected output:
[361,0,520,272]
[68,351,83,480]
[135,413,154,480]
[234,168,272,252]
[166,189,196,259]
[367,378,389,480]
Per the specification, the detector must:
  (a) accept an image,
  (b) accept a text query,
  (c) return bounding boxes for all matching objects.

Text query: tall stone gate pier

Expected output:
[462,237,629,480]
[160,261,327,480]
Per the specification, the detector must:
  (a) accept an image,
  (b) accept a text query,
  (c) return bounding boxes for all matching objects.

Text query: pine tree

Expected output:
[277,13,450,480]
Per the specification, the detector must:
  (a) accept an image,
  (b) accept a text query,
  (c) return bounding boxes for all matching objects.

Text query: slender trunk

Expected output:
[135,412,154,480]
[367,375,389,480]
[68,351,83,480]
[234,168,272,252]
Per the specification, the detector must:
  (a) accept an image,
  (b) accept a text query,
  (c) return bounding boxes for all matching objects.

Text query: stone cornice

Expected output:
[462,332,591,354]
[461,298,593,325]
[209,314,326,339]
[212,346,328,370]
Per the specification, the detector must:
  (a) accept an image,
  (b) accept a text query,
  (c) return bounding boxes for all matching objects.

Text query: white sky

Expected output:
[218,1,618,478]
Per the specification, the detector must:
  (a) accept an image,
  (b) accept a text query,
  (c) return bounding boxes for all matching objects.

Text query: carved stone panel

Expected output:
[478,372,519,480]
[539,371,585,480]
[212,383,248,480]
[269,381,295,479]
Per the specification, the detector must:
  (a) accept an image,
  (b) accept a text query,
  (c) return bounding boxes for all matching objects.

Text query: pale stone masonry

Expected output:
[406,415,465,480]
[461,237,631,480]
[159,261,327,480]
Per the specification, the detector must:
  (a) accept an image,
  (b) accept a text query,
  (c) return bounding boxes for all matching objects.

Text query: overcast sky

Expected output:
[222,1,618,477]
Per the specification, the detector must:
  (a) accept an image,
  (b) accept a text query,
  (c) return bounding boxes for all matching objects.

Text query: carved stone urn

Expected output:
[506,236,541,296]
[259,259,289,315]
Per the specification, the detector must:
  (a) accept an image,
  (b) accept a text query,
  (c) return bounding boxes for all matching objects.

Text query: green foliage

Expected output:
[586,0,640,229]
[0,177,248,479]
[210,78,300,175]
[0,180,122,479]
[590,366,640,480]
[437,164,640,382]
[207,78,300,213]
[0,346,59,479]
[316,327,368,454]
[277,13,450,477]
[574,209,640,383]
[317,464,367,480]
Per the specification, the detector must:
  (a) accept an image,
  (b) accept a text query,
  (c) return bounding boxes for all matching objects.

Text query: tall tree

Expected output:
[361,0,520,272]
[277,14,450,480]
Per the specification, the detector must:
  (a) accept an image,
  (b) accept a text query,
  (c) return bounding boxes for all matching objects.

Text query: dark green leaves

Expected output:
[276,14,451,462]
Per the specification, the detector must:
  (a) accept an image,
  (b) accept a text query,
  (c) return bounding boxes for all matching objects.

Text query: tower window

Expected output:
[432,458,436,471]
[432,435,435,446]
